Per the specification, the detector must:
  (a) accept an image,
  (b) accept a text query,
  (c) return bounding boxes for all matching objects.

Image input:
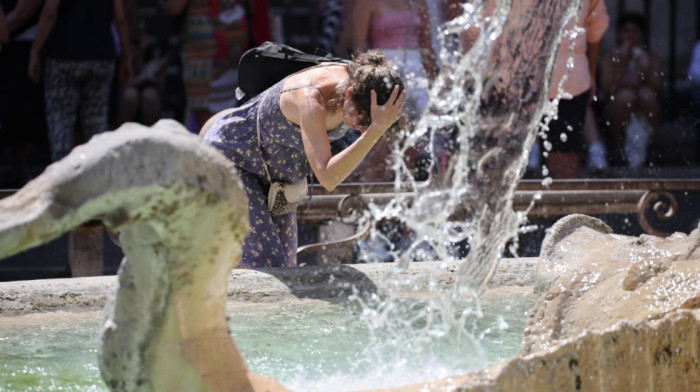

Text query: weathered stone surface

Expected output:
[386,309,700,392]
[534,214,613,294]
[0,258,539,316]
[524,217,700,355]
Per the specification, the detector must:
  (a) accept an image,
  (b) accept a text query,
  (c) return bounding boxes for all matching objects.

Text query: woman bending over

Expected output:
[200,50,406,268]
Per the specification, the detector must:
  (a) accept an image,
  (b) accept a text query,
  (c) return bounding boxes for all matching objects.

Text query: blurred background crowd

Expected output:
[1,0,700,188]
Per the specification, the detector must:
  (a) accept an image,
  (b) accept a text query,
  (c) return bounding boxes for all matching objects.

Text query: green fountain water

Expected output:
[0,290,535,392]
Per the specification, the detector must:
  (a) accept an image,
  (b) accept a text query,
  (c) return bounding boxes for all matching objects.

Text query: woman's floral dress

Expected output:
[203,79,350,267]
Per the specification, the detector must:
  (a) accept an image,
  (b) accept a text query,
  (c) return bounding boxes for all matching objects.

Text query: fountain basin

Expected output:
[0,259,538,392]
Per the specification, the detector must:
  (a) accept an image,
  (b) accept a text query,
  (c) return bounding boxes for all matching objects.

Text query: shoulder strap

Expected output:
[256,99,272,183]
[281,85,325,99]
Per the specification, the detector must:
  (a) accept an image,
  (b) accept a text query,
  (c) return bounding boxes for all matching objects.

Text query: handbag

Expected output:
[256,99,308,216]
[267,177,308,215]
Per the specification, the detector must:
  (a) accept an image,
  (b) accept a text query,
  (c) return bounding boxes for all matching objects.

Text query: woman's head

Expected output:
[617,12,647,47]
[341,50,404,129]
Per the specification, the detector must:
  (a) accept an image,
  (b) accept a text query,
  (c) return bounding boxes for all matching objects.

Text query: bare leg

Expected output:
[140,85,162,126]
[637,85,660,130]
[118,86,140,125]
[584,104,608,170]
[606,88,636,163]
[584,104,601,144]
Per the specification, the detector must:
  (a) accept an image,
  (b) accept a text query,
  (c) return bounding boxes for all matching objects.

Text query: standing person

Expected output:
[317,0,344,54]
[117,32,170,126]
[599,12,663,167]
[200,51,406,268]
[349,0,437,182]
[28,0,134,162]
[540,0,609,178]
[160,0,249,131]
[351,0,436,120]
[0,0,47,187]
[446,0,609,179]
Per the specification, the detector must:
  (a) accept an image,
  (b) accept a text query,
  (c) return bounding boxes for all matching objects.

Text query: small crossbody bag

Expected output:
[256,102,308,215]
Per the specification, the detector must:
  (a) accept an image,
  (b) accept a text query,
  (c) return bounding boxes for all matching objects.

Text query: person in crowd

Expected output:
[199,51,406,268]
[29,0,134,162]
[599,12,663,167]
[351,0,436,120]
[540,0,609,178]
[317,0,344,54]
[348,0,437,182]
[0,0,47,187]
[117,32,170,126]
[447,0,609,179]
[159,0,249,131]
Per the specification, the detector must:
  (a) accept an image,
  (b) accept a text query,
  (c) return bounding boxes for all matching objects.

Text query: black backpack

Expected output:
[235,41,350,104]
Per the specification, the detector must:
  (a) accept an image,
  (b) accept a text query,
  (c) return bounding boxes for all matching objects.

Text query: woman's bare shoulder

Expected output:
[283,63,348,91]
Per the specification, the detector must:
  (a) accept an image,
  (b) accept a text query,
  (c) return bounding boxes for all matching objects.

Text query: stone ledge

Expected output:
[0,258,538,315]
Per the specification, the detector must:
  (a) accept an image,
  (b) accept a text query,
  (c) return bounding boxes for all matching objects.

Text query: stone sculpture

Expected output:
[376,215,700,391]
[0,120,287,391]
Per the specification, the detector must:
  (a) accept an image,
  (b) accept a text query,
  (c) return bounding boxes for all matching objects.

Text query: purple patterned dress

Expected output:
[202,79,350,268]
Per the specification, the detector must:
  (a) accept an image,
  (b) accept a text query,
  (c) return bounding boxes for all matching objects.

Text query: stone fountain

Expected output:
[1,120,699,392]
[1,0,700,390]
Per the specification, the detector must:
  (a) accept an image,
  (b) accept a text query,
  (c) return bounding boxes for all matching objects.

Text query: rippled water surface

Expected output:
[0,289,535,392]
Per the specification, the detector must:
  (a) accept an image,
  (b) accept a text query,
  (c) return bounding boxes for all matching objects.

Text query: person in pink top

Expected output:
[351,0,437,121]
[447,0,609,178]
[347,0,438,183]
[540,0,609,178]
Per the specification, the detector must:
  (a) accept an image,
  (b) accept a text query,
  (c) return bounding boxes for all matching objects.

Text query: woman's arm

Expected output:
[350,0,372,53]
[0,6,8,44]
[300,86,406,191]
[28,0,60,83]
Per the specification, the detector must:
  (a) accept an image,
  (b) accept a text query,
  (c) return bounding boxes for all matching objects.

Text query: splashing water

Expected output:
[0,293,537,392]
[352,0,583,382]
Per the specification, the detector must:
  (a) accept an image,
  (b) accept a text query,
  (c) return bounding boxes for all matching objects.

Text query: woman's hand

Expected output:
[366,85,406,135]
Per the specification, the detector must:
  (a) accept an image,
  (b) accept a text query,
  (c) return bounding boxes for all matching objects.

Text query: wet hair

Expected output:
[331,50,405,127]
[617,12,647,38]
